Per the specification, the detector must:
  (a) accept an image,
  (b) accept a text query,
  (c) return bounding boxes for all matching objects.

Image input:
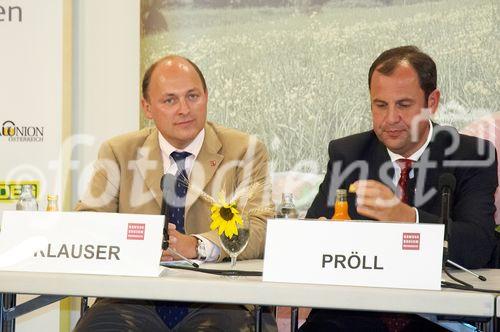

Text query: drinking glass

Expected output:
[219,216,250,269]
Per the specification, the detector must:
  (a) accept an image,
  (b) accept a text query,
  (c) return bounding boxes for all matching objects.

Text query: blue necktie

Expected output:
[156,151,191,329]
[167,151,191,233]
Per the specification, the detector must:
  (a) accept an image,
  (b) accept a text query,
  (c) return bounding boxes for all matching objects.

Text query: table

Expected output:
[441,267,499,331]
[1,260,499,331]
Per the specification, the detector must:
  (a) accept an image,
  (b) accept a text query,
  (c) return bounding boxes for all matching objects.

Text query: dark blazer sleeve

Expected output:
[446,138,498,269]
[306,141,336,219]
[306,131,378,220]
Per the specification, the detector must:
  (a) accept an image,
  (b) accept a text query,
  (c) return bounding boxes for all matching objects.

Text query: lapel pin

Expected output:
[210,160,216,167]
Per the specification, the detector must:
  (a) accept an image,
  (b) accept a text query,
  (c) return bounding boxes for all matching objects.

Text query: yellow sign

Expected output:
[0,181,40,203]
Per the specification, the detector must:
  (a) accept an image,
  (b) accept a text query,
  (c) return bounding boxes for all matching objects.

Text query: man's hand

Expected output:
[351,180,416,223]
[161,223,198,262]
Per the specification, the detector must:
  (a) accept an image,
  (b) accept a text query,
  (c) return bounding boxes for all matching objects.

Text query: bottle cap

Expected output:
[336,189,347,200]
[282,192,294,202]
[47,194,58,200]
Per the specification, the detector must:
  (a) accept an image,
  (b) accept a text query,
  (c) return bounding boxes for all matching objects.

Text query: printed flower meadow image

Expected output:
[140,0,499,176]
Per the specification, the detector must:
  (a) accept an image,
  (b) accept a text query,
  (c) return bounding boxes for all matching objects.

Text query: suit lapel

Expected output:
[185,124,224,214]
[136,129,164,207]
[413,123,446,209]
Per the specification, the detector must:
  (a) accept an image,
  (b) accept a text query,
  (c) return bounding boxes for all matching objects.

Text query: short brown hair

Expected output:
[368,46,437,101]
[142,56,207,101]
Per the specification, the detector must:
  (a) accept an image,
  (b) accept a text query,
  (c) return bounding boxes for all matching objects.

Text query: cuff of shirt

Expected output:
[414,208,420,223]
[193,234,220,262]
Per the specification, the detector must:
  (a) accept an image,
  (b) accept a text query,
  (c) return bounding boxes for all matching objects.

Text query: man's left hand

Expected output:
[161,223,198,261]
[352,180,416,223]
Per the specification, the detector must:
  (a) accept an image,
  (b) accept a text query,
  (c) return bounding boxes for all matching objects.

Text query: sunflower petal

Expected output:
[217,220,226,235]
[224,223,234,238]
[234,214,243,225]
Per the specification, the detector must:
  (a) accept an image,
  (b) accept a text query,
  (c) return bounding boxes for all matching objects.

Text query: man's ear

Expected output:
[141,98,153,119]
[427,89,440,115]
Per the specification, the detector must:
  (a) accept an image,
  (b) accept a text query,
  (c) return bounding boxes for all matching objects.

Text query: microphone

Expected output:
[160,174,175,250]
[438,173,486,282]
[160,174,199,268]
[439,173,456,248]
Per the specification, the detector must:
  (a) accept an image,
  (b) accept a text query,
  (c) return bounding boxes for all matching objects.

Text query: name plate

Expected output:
[0,211,164,277]
[263,219,444,290]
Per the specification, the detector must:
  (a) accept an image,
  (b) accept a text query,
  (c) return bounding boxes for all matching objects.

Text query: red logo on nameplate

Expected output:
[127,223,145,240]
[402,233,420,250]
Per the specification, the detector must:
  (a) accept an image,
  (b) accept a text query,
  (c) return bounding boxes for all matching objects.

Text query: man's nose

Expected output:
[386,105,401,124]
[178,98,190,114]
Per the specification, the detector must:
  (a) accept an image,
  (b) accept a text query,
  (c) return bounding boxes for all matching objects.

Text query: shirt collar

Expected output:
[158,128,205,159]
[387,120,433,163]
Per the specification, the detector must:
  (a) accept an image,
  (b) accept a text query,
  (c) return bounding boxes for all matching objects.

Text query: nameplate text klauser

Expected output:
[0,211,164,277]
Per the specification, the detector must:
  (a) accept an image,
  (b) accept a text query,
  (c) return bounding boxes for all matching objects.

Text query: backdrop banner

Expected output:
[0,0,64,216]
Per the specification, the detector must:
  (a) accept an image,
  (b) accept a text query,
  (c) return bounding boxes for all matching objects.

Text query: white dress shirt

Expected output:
[386,120,434,223]
[158,129,220,261]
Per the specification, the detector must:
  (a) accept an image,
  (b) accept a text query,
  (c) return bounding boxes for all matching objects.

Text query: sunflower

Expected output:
[210,197,243,239]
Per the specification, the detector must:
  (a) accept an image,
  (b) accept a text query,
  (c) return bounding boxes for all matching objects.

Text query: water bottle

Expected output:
[16,184,38,211]
[276,193,298,219]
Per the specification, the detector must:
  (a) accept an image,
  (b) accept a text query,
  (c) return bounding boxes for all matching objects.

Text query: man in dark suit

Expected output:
[301,46,497,332]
